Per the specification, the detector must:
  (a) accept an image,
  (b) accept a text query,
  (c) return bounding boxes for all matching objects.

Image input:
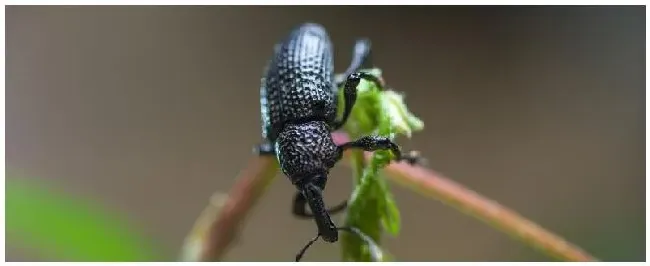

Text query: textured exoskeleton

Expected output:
[256,23,414,260]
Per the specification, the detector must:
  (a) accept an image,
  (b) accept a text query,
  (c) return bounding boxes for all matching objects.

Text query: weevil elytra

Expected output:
[255,23,418,261]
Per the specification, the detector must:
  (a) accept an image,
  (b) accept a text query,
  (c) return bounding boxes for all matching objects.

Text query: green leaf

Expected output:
[380,185,401,236]
[339,68,424,262]
[341,153,385,262]
[6,176,162,261]
[381,90,424,137]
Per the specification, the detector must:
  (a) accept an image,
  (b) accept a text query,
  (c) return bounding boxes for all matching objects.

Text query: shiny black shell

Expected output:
[260,23,338,142]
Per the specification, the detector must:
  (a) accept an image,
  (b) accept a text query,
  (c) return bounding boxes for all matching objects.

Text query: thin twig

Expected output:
[331,132,597,262]
[181,156,278,261]
[182,132,597,262]
[383,161,597,261]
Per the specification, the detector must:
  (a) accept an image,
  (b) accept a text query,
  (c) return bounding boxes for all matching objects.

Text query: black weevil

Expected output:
[255,23,417,261]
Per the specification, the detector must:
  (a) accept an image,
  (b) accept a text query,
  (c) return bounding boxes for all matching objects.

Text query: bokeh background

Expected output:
[5,6,645,262]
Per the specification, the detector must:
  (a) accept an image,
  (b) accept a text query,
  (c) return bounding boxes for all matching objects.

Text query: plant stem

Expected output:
[331,132,598,262]
[183,132,597,262]
[181,156,278,261]
[384,161,596,261]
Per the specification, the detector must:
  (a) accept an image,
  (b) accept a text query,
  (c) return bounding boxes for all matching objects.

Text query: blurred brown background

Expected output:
[6,6,645,262]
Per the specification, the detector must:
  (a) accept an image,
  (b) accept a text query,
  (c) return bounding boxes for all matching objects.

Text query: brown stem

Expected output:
[182,132,597,262]
[181,156,278,261]
[383,159,597,261]
[331,132,597,262]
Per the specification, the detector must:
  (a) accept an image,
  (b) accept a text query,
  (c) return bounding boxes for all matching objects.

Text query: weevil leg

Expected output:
[335,38,372,87]
[338,135,425,165]
[254,141,275,156]
[400,150,427,166]
[332,72,385,130]
[292,191,348,219]
[338,135,404,161]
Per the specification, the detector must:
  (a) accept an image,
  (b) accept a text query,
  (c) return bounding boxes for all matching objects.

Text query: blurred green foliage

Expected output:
[6,176,162,261]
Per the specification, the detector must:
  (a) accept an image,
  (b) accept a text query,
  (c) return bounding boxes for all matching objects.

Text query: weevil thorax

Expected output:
[275,121,341,186]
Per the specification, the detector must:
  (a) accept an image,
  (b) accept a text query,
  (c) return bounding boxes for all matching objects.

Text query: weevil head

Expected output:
[275,121,341,185]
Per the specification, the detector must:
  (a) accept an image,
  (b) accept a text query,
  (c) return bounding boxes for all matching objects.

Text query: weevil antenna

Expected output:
[295,234,321,262]
[294,226,383,262]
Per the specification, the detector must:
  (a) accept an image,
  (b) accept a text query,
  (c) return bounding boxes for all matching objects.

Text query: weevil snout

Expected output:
[321,229,338,243]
